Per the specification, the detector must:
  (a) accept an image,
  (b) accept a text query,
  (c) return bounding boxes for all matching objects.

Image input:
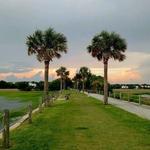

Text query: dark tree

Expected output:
[87,31,127,104]
[26,28,67,101]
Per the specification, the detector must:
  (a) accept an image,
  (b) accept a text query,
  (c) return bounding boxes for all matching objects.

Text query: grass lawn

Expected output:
[113,89,150,94]
[1,90,150,150]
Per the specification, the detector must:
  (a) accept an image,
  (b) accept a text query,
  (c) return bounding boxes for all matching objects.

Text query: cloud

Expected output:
[5,75,21,82]
[0,51,149,83]
[0,0,150,83]
[0,68,42,81]
[137,58,150,83]
[0,65,32,73]
[0,66,143,84]
[1,68,58,82]
[108,69,141,84]
[5,71,43,82]
[5,71,42,82]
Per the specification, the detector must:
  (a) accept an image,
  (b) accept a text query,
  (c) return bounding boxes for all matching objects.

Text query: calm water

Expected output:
[0,96,26,111]
[0,96,27,130]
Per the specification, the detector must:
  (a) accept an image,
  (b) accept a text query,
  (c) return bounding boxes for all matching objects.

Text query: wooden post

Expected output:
[28,104,32,124]
[41,96,43,104]
[139,95,141,105]
[38,101,42,113]
[43,95,48,107]
[2,109,9,149]
[120,93,122,100]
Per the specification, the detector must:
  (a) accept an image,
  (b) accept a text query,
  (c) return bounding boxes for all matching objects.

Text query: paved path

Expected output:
[89,93,150,120]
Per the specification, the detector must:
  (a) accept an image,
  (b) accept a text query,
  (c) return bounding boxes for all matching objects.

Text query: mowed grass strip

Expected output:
[1,91,150,150]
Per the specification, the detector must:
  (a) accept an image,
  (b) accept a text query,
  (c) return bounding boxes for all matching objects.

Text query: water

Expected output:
[0,96,26,111]
[0,96,27,130]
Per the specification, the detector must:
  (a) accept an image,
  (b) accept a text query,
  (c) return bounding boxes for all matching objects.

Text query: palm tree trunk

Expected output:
[63,79,66,90]
[104,61,108,105]
[44,61,49,102]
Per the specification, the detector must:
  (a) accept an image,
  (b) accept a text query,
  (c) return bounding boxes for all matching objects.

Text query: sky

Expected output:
[0,0,150,83]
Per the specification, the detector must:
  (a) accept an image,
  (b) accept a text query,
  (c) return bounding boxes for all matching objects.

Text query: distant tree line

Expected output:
[72,67,104,93]
[0,80,71,91]
[0,79,149,92]
[110,84,150,90]
[0,78,73,91]
[0,81,16,89]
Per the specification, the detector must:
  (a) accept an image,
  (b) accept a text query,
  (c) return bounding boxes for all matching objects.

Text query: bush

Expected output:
[15,82,32,91]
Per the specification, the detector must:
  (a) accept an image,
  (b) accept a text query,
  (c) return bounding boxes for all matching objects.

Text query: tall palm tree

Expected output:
[87,31,127,104]
[56,66,69,91]
[73,73,82,90]
[79,67,91,92]
[26,28,67,103]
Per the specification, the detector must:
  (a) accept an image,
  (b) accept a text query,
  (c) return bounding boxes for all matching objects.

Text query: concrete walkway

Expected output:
[89,93,150,120]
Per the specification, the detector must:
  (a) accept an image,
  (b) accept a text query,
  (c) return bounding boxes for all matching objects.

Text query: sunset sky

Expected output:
[0,0,150,83]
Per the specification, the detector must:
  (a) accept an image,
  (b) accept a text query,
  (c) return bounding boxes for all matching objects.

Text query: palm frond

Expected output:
[26,27,67,62]
[87,31,127,63]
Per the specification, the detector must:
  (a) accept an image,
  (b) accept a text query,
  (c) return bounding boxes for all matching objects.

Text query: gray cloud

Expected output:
[137,59,150,83]
[1,0,150,50]
[5,71,42,82]
[5,75,19,82]
[5,71,55,82]
[0,61,35,73]
[0,0,150,82]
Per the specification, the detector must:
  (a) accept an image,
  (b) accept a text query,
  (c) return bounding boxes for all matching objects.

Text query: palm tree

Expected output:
[73,73,82,90]
[63,70,69,90]
[56,66,69,91]
[92,80,103,93]
[89,74,104,92]
[26,28,67,103]
[79,67,91,92]
[87,31,127,104]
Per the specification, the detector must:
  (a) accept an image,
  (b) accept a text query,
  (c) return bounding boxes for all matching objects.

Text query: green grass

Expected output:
[0,91,150,150]
[113,89,150,94]
[112,89,150,105]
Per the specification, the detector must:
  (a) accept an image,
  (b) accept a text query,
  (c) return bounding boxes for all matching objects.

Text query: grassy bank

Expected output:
[1,91,150,150]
